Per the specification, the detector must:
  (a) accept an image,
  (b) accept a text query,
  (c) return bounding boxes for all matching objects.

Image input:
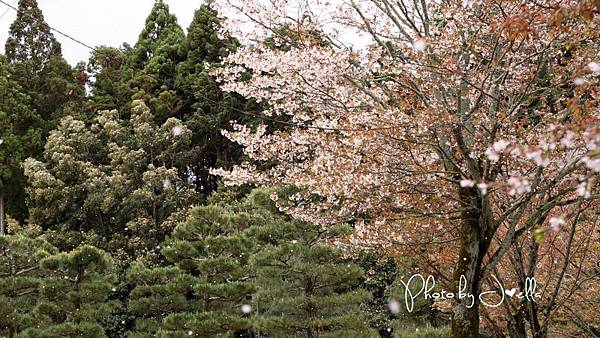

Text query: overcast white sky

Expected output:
[0,0,205,65]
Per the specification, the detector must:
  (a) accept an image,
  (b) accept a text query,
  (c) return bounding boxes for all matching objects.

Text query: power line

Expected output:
[0,0,345,132]
[0,0,16,21]
[0,0,96,50]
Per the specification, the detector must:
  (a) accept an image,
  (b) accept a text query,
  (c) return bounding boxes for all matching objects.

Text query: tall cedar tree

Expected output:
[0,235,57,337]
[124,0,186,120]
[23,245,118,338]
[3,0,83,225]
[175,4,255,194]
[0,55,42,233]
[86,46,131,113]
[4,0,61,73]
[4,0,83,123]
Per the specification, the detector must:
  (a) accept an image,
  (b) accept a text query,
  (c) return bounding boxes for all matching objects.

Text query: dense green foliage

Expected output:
[0,234,56,336]
[23,100,199,258]
[23,245,118,338]
[0,55,41,232]
[2,0,82,228]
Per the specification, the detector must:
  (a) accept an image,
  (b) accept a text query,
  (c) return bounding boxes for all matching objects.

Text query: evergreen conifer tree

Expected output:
[355,251,399,337]
[0,55,42,232]
[4,0,61,72]
[23,245,119,338]
[175,4,255,194]
[250,217,376,337]
[23,100,199,258]
[127,204,257,337]
[0,235,56,336]
[126,263,196,337]
[127,188,376,337]
[4,0,83,123]
[86,46,131,113]
[124,0,187,120]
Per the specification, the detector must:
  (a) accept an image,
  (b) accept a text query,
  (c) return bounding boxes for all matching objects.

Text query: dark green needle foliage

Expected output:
[2,0,83,229]
[355,251,399,337]
[4,0,83,123]
[4,0,61,73]
[0,55,42,231]
[127,204,258,337]
[85,46,131,114]
[175,3,256,194]
[0,235,57,337]
[251,225,377,338]
[23,245,119,338]
[126,263,196,338]
[239,189,377,337]
[124,0,187,120]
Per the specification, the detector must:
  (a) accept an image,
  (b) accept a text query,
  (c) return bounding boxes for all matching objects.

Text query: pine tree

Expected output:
[355,251,399,337]
[22,245,119,338]
[127,204,257,337]
[127,188,376,337]
[0,235,57,337]
[0,55,42,232]
[251,219,376,337]
[126,263,197,337]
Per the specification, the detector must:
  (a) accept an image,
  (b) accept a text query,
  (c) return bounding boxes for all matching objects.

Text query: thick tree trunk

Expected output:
[451,228,483,337]
[451,186,493,338]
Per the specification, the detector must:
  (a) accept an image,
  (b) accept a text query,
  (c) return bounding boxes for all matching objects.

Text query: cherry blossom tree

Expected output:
[210,0,600,336]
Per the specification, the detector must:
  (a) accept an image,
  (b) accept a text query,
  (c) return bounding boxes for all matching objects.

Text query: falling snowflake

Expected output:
[172,125,183,136]
[162,179,172,189]
[549,217,565,232]
[412,39,427,52]
[460,179,475,188]
[388,299,401,314]
[573,77,586,85]
[241,304,252,314]
[477,182,488,195]
[588,61,600,73]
